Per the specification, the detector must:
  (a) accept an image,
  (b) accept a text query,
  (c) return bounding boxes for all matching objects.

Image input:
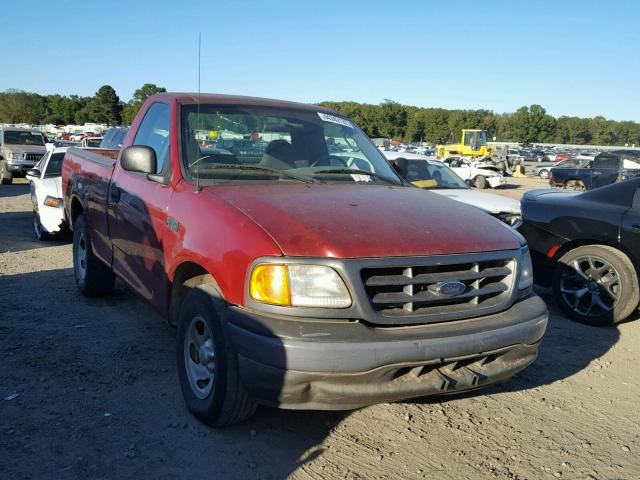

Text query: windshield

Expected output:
[45,152,65,176]
[180,104,401,185]
[4,130,45,146]
[463,130,487,148]
[405,160,469,190]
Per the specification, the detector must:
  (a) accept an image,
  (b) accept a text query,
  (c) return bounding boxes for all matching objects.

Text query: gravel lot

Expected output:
[1,177,639,480]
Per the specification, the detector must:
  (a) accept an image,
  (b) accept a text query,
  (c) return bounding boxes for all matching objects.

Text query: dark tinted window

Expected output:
[45,152,66,176]
[133,103,170,173]
[594,155,619,170]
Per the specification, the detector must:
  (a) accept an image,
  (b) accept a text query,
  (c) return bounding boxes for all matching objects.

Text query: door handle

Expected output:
[593,171,601,176]
[109,185,121,204]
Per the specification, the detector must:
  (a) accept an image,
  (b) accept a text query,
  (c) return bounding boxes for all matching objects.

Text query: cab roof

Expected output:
[147,92,338,114]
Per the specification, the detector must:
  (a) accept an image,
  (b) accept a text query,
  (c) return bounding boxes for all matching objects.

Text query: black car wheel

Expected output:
[474,175,488,189]
[177,283,257,426]
[539,169,550,180]
[553,245,639,326]
[72,214,115,297]
[33,208,52,241]
[564,180,586,192]
[1,160,13,185]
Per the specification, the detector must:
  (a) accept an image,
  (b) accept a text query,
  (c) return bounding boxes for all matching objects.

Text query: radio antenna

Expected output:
[195,32,202,193]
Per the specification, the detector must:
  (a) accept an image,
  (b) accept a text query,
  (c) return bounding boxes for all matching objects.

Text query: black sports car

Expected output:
[519,178,640,326]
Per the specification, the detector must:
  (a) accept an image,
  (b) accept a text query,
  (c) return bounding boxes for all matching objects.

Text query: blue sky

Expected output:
[2,0,639,121]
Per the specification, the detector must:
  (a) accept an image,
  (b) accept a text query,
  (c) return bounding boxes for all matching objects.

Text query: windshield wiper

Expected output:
[195,163,314,183]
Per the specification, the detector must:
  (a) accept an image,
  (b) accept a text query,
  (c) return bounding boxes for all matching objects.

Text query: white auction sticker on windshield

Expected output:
[317,112,353,129]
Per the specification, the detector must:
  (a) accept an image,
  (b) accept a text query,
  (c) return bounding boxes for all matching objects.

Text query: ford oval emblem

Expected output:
[431,281,467,297]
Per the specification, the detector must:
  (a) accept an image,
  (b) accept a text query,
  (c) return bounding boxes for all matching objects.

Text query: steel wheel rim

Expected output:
[560,255,620,317]
[540,170,549,179]
[184,314,216,399]
[76,232,88,279]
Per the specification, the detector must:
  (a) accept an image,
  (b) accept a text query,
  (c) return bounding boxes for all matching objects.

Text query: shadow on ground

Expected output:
[0,182,29,198]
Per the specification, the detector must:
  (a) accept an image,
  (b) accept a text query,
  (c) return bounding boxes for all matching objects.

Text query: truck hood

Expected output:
[1,144,47,154]
[430,189,520,214]
[207,183,520,258]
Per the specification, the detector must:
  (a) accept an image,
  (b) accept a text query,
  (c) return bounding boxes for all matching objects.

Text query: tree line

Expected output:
[0,83,166,127]
[319,100,640,146]
[1,85,638,146]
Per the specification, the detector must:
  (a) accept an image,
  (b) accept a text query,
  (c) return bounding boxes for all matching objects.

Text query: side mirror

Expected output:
[121,145,157,174]
[391,157,409,179]
[26,168,41,177]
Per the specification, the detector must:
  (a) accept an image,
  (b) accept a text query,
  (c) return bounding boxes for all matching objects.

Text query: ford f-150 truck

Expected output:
[62,93,548,426]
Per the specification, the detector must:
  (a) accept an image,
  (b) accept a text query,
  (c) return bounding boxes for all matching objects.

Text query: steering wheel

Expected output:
[310,155,349,168]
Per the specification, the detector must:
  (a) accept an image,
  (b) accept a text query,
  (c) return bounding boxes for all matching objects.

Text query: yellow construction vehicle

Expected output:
[436,129,494,158]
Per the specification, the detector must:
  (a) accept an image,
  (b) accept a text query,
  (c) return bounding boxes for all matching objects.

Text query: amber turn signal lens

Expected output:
[44,196,62,208]
[249,264,291,306]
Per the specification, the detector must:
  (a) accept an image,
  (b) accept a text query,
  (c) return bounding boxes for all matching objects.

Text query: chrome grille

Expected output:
[25,153,43,161]
[362,256,516,317]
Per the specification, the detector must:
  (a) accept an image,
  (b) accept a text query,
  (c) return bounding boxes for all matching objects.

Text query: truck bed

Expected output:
[62,147,120,265]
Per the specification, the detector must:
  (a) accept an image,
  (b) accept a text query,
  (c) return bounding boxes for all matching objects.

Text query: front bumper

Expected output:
[227,294,548,410]
[6,160,36,176]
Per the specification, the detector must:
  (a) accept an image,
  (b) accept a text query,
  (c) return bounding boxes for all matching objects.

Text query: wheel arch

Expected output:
[168,261,223,327]
[69,195,84,229]
[551,238,638,277]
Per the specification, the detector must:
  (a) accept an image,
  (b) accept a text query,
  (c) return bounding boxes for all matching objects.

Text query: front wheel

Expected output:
[553,245,639,326]
[539,169,550,180]
[73,214,115,297]
[33,209,52,241]
[177,283,257,427]
[1,161,13,185]
[474,175,488,189]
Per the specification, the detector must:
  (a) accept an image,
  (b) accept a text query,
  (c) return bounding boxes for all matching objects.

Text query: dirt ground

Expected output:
[1,177,639,480]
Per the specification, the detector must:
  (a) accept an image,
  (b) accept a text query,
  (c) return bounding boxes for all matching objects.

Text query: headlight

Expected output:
[495,212,523,229]
[249,263,351,308]
[10,152,25,160]
[518,246,534,291]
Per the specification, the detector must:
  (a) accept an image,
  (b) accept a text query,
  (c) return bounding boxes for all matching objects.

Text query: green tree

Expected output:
[511,104,556,144]
[77,85,123,125]
[122,83,167,124]
[0,90,46,124]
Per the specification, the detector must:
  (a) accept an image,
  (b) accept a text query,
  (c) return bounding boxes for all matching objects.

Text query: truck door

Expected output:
[108,102,172,309]
[592,153,620,189]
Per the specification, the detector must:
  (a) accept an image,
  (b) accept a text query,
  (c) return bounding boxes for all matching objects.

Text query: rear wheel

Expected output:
[539,169,550,179]
[553,245,639,326]
[474,175,488,189]
[73,214,115,296]
[177,283,257,426]
[564,179,585,191]
[1,161,13,185]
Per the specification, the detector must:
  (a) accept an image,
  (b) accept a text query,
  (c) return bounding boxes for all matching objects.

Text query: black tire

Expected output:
[72,214,115,297]
[177,283,257,427]
[564,179,586,192]
[553,245,639,326]
[33,209,53,241]
[474,175,488,189]
[539,169,550,180]
[1,160,13,185]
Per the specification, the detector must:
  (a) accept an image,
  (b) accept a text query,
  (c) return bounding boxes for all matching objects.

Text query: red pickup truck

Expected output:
[62,93,547,426]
